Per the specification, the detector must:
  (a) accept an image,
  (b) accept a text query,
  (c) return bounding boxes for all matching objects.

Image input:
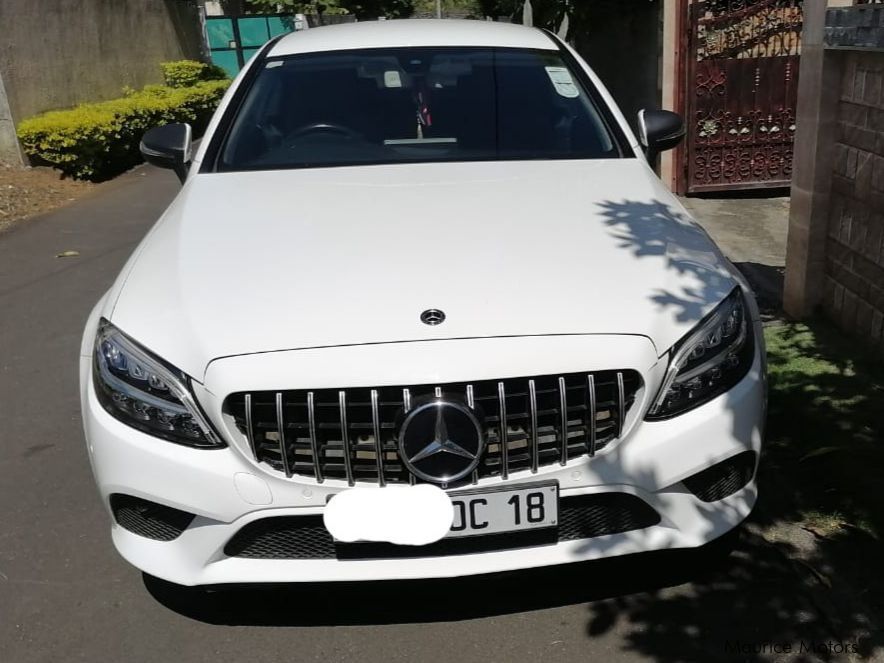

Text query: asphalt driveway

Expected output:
[0,166,859,663]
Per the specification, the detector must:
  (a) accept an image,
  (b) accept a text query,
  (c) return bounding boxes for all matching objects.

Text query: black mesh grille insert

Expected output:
[557,493,661,541]
[224,492,660,560]
[223,370,642,486]
[682,451,757,502]
[110,494,195,541]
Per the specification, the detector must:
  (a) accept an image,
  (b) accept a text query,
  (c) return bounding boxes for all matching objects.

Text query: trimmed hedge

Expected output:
[17,66,230,181]
[161,60,228,88]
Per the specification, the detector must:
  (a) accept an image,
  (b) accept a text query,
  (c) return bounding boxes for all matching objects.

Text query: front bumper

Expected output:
[80,333,765,586]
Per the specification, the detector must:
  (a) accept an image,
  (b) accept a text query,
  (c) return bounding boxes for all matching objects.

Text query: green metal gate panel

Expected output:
[268,17,294,38]
[238,17,271,46]
[211,51,240,77]
[206,17,235,49]
[205,14,298,77]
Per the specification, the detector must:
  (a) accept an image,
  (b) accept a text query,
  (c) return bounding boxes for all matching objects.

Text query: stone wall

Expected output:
[0,74,22,164]
[784,1,884,355]
[825,51,884,344]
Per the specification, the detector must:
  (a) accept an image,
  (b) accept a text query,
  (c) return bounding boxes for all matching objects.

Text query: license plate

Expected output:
[447,482,559,538]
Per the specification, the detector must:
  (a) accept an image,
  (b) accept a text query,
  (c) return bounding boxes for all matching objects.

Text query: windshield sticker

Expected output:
[384,70,403,88]
[545,66,580,98]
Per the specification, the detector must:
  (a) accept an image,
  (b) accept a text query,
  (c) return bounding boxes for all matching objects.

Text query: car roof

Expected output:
[267,19,557,57]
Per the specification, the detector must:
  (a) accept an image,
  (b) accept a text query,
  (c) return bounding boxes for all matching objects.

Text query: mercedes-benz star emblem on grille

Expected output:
[420,309,446,326]
[398,399,484,483]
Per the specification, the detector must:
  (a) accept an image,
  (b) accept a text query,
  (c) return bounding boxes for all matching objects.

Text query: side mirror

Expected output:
[140,123,192,183]
[637,109,685,164]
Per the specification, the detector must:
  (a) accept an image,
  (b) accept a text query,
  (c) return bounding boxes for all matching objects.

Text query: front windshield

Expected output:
[217,47,622,171]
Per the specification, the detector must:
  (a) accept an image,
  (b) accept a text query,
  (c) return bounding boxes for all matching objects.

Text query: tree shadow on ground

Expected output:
[583,522,878,662]
[756,321,884,645]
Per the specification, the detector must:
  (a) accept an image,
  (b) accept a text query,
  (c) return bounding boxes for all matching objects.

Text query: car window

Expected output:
[217,47,622,171]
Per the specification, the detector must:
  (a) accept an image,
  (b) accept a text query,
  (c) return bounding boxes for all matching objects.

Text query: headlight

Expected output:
[647,288,754,419]
[93,319,223,448]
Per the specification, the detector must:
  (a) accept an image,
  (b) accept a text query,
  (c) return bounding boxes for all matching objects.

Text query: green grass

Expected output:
[762,321,884,539]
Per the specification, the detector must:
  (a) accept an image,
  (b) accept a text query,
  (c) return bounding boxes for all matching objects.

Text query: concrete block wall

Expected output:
[826,51,884,346]
[785,1,884,355]
[0,73,22,164]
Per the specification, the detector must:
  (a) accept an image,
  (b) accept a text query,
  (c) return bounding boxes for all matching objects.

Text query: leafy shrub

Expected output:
[17,78,229,180]
[161,60,228,88]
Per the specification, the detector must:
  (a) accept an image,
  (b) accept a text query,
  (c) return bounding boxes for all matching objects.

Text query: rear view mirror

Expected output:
[140,123,192,183]
[637,110,685,164]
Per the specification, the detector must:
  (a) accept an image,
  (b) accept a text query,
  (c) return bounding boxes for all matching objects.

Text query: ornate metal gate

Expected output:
[685,0,803,192]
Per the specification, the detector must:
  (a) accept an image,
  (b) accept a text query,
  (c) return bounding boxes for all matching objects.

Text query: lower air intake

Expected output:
[682,451,757,502]
[224,492,660,560]
[110,494,195,542]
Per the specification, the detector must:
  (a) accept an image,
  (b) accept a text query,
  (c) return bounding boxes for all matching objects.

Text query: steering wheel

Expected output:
[288,122,362,142]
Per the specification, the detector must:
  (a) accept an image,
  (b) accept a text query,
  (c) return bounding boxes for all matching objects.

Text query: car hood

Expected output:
[110,159,736,380]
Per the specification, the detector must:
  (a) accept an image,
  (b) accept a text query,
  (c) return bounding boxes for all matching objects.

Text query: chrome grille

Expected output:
[223,370,642,486]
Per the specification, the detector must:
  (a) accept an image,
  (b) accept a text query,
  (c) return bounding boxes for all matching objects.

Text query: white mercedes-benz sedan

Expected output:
[80,19,765,586]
